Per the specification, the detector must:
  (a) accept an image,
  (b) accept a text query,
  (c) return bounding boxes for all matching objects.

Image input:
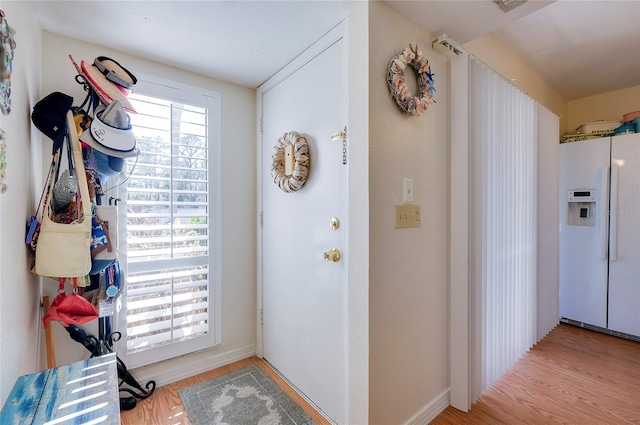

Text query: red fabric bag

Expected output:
[42,278,98,328]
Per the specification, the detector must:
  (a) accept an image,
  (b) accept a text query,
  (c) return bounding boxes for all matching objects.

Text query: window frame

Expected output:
[115,73,222,369]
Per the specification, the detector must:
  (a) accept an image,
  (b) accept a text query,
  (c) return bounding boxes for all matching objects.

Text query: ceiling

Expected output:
[32,1,640,100]
[493,0,640,100]
[32,1,352,88]
[386,0,640,100]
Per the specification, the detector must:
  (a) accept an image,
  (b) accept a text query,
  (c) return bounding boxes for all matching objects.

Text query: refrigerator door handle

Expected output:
[610,163,619,262]
[600,164,610,260]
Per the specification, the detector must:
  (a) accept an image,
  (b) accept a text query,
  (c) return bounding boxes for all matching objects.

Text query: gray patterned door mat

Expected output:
[179,364,317,425]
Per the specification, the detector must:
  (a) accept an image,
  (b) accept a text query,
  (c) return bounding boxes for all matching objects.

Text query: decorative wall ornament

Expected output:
[271,131,309,193]
[0,128,6,193]
[0,10,16,115]
[387,43,435,117]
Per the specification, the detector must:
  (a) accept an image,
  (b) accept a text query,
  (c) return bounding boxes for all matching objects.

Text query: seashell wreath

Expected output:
[387,43,436,116]
[0,10,17,115]
[271,131,309,193]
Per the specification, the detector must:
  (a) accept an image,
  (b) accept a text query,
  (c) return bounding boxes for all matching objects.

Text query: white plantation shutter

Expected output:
[118,80,221,368]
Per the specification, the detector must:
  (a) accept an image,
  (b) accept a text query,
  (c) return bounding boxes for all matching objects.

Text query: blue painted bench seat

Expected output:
[0,353,120,424]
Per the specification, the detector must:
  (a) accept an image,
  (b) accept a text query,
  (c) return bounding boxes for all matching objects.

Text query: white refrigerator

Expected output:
[559,132,640,337]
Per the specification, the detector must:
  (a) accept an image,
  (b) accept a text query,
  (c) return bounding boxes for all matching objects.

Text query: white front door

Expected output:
[259,29,347,424]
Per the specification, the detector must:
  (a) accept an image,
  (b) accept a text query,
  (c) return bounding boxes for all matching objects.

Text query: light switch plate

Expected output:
[403,178,414,203]
[395,204,421,228]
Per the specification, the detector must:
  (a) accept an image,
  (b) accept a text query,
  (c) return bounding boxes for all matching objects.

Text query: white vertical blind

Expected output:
[468,56,540,402]
[450,53,559,411]
[536,104,560,341]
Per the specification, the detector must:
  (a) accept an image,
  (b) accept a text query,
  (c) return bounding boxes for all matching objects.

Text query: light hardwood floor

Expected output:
[121,324,640,425]
[119,357,331,425]
[432,323,640,424]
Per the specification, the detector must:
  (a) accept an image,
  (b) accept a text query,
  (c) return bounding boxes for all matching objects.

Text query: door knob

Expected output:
[323,248,341,262]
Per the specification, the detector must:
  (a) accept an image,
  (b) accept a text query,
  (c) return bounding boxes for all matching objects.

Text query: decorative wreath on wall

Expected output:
[271,131,309,193]
[0,10,16,115]
[0,128,7,193]
[387,43,436,117]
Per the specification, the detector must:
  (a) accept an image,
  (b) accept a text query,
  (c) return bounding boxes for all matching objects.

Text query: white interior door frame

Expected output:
[257,20,349,424]
[256,10,370,423]
[256,20,348,360]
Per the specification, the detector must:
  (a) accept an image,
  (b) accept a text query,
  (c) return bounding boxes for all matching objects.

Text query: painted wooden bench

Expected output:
[0,353,120,424]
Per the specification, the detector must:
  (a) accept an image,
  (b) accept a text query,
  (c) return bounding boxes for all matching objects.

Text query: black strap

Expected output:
[93,56,137,89]
[66,127,74,177]
[77,89,91,112]
[74,73,109,118]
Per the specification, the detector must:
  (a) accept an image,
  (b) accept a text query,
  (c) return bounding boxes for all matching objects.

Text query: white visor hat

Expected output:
[80,100,139,158]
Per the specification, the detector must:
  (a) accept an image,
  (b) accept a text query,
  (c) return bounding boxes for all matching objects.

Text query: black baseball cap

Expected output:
[31,92,74,154]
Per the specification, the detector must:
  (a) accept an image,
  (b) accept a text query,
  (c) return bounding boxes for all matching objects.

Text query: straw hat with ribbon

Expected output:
[69,54,137,113]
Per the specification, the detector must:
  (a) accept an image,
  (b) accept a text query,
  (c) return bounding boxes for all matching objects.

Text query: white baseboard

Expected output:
[127,344,256,388]
[405,388,450,425]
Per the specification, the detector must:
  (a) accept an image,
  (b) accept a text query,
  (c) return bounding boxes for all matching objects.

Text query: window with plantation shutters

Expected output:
[117,78,221,368]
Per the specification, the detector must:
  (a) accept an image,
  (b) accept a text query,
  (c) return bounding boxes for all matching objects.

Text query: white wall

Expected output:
[0,0,43,405]
[567,84,640,134]
[368,2,450,423]
[35,32,257,385]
